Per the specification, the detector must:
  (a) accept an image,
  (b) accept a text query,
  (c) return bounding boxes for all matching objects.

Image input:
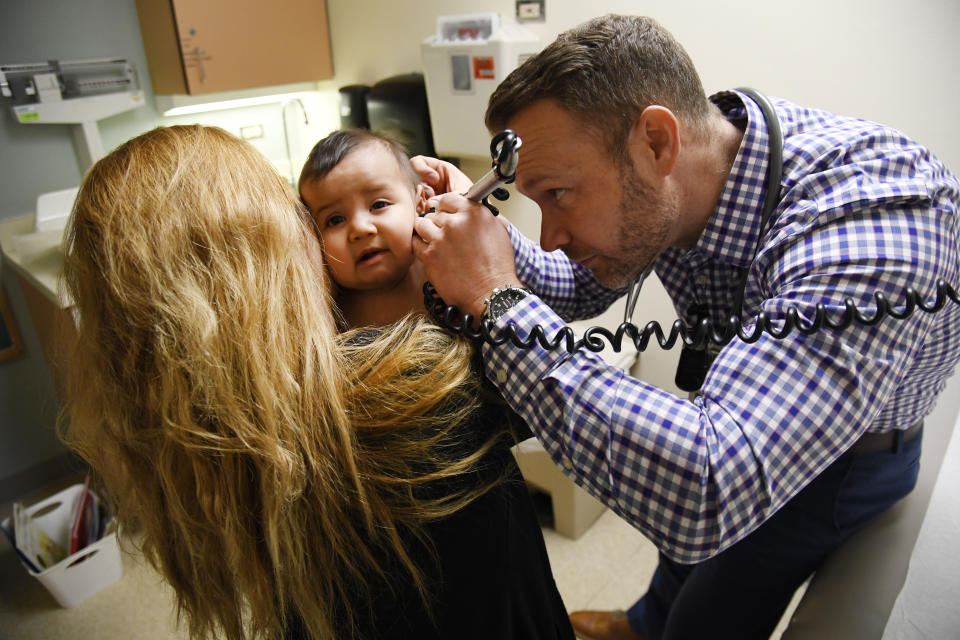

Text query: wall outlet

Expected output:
[240,124,264,140]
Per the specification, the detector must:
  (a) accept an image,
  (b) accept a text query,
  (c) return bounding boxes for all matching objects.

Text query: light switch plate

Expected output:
[516,0,545,23]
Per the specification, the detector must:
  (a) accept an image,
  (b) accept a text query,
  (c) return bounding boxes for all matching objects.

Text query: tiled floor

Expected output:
[0,532,191,639]
[0,486,798,639]
[1,499,653,639]
[542,507,660,614]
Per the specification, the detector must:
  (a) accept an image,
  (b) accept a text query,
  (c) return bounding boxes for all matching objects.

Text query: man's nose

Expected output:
[539,214,571,253]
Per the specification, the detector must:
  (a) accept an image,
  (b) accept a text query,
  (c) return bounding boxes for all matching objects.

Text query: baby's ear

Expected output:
[415,184,429,214]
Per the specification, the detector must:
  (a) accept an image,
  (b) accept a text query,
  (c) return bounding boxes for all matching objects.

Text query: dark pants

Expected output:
[627,429,923,640]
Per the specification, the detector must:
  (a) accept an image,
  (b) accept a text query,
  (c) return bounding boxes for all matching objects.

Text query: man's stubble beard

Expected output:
[595,174,673,289]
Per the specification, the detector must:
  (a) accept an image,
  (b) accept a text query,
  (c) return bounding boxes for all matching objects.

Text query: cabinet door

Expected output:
[171,0,333,94]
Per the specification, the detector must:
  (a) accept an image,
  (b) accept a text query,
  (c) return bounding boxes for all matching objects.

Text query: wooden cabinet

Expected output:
[135,0,333,95]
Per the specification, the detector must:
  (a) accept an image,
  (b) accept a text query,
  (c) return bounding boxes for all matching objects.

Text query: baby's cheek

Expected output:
[398,245,417,268]
[324,255,352,284]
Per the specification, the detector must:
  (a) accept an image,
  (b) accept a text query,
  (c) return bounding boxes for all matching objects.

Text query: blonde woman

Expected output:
[61,125,573,640]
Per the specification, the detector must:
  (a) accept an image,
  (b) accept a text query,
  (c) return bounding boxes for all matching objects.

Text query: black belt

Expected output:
[849,421,923,455]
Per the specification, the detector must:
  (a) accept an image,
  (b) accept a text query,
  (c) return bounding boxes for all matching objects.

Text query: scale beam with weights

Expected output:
[0,57,145,232]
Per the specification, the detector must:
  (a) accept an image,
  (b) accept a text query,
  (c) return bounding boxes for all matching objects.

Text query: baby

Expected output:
[298,129,432,328]
[297,131,576,639]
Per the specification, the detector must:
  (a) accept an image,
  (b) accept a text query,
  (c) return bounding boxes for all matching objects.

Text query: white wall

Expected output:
[328,0,960,169]
[324,0,960,393]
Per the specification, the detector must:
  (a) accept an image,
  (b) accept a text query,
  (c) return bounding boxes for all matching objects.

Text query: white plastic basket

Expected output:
[1,483,123,607]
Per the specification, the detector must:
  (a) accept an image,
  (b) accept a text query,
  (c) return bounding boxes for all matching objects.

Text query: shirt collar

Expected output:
[692,89,775,268]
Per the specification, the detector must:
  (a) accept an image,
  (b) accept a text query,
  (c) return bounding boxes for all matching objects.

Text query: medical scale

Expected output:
[0,57,145,171]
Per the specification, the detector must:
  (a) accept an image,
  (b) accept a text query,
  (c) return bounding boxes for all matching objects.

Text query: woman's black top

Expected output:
[288,358,575,639]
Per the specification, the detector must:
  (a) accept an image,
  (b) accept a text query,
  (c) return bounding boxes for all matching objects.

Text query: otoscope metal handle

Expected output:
[466,168,510,202]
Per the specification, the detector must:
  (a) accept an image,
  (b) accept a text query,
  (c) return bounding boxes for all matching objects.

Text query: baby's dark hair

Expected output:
[298,129,419,194]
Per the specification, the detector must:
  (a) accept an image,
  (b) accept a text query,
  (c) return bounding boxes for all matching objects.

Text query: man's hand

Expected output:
[413,193,523,319]
[410,156,473,197]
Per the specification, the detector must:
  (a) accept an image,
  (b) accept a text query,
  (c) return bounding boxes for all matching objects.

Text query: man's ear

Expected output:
[627,105,680,178]
[415,184,429,214]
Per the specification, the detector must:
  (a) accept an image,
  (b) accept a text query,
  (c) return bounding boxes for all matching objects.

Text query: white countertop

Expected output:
[0,214,71,308]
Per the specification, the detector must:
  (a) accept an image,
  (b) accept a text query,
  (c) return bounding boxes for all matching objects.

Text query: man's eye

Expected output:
[324,214,345,228]
[550,188,566,203]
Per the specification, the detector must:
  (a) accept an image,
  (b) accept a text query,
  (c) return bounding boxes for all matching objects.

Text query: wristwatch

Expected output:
[483,286,530,322]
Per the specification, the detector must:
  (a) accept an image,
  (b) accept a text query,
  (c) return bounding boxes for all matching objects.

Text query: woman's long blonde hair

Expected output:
[61,125,501,639]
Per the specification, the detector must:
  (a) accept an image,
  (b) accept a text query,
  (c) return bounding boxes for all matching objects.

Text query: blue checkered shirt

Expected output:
[484,90,960,563]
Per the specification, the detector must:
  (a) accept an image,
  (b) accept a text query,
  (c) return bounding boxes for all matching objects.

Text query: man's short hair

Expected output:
[485,15,711,163]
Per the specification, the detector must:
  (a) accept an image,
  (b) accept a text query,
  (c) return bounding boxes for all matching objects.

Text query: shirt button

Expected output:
[496,368,508,384]
[562,457,574,471]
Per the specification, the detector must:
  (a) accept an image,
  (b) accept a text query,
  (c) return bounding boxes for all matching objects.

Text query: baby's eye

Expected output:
[550,188,567,203]
[324,214,345,228]
[371,200,390,211]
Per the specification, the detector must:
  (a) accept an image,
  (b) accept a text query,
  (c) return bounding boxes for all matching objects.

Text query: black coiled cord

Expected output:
[423,279,960,354]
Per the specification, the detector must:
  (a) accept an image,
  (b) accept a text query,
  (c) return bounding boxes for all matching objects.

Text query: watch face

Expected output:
[488,288,528,321]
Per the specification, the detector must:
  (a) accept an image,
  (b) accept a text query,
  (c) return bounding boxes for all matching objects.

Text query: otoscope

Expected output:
[464,129,522,212]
